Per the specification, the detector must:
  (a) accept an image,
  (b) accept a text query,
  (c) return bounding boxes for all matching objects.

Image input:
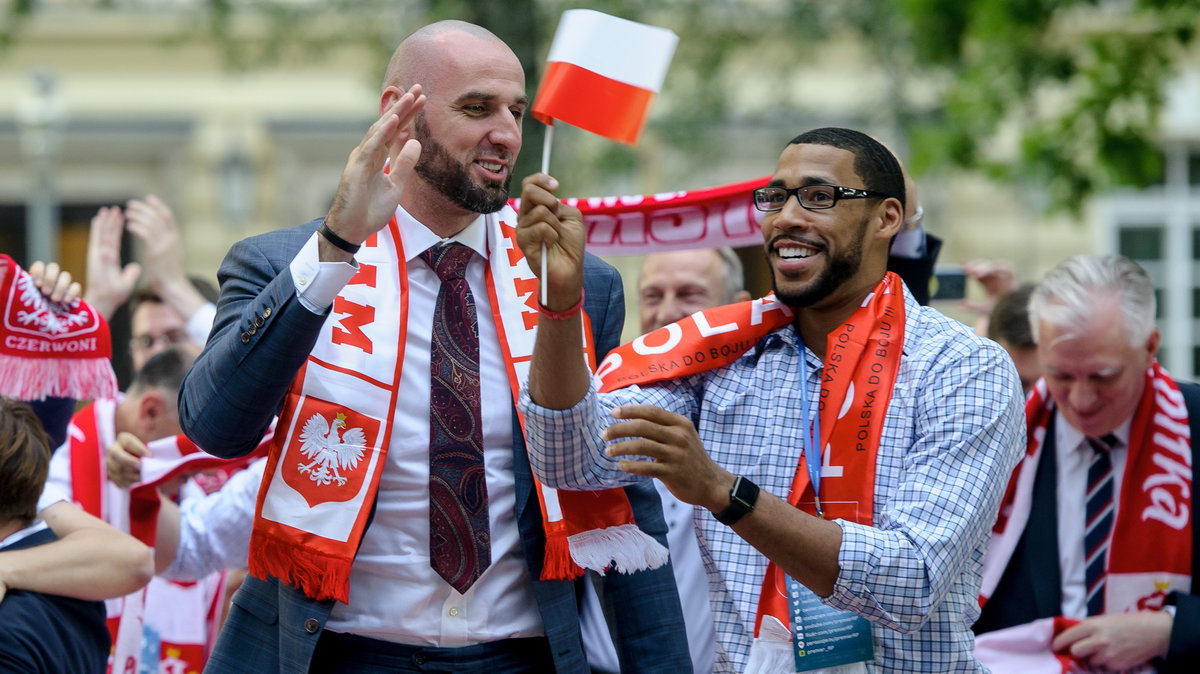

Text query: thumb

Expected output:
[390,139,423,182]
[117,432,151,458]
[121,262,142,288]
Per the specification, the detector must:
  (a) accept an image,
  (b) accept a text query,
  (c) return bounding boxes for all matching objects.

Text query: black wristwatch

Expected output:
[713,475,760,525]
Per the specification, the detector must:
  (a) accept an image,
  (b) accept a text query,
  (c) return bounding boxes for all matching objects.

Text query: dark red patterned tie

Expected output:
[423,243,490,593]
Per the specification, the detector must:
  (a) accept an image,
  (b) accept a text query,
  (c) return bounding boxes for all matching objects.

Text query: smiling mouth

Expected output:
[777,245,818,260]
[477,160,505,173]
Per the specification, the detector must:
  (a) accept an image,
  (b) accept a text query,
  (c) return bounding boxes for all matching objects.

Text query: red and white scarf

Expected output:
[249,207,667,603]
[980,364,1193,655]
[559,174,769,256]
[0,253,117,401]
[66,401,268,674]
[598,274,907,671]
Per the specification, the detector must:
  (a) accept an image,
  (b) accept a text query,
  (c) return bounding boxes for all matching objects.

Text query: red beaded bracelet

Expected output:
[537,290,585,321]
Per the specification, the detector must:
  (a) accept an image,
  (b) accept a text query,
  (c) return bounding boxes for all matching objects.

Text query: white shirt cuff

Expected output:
[291,231,358,313]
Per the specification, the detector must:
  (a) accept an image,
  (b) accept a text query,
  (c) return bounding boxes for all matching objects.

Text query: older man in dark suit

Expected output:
[976,254,1200,672]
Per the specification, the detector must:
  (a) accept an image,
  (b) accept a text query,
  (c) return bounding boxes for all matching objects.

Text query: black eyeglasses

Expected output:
[752,184,894,213]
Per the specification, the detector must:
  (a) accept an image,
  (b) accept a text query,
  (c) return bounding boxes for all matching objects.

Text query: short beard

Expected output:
[770,216,867,308]
[412,116,511,214]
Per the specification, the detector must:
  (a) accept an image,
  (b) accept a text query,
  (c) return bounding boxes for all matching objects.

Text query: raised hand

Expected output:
[125,195,208,320]
[84,206,141,319]
[27,260,82,305]
[516,173,586,308]
[323,85,425,259]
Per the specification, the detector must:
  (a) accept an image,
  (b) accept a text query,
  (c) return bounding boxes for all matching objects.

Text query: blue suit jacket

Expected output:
[179,218,689,673]
[0,528,110,674]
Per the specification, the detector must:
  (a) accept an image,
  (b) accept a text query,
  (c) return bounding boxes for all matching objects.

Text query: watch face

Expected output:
[715,476,759,525]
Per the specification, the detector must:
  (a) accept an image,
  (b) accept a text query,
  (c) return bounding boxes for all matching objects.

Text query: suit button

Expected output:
[303,617,320,634]
[263,307,272,318]
[249,324,258,336]
[413,654,427,665]
[255,314,265,328]
[240,332,250,344]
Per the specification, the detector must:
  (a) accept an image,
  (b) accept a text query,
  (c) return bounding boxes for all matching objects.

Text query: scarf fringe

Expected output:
[0,354,118,401]
[746,616,793,674]
[568,523,670,575]
[250,532,352,604]
[540,531,585,580]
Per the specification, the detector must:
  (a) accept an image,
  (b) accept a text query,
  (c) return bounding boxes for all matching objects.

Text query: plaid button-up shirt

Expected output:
[522,290,1025,672]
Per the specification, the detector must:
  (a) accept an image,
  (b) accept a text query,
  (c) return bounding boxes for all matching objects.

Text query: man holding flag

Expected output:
[180,19,687,673]
[517,127,1025,672]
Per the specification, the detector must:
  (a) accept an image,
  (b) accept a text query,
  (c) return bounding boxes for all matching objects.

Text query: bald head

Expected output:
[383,21,512,94]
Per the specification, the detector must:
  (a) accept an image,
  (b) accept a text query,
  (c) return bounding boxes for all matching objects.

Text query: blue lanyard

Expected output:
[797,339,823,518]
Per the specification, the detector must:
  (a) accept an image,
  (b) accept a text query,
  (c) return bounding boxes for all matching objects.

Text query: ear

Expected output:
[875,197,905,241]
[136,390,167,437]
[379,86,404,115]
[1145,327,1161,361]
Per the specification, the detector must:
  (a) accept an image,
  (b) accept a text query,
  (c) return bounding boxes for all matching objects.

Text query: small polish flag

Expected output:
[533,9,678,145]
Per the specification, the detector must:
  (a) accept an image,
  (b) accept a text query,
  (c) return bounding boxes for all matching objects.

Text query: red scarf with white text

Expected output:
[981,364,1193,614]
[0,254,117,401]
[250,208,667,602]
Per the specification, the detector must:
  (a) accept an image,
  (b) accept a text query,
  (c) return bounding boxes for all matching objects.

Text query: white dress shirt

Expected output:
[290,209,543,646]
[1054,415,1130,619]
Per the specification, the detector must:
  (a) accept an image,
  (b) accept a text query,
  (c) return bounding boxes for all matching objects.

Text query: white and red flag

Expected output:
[532,9,678,145]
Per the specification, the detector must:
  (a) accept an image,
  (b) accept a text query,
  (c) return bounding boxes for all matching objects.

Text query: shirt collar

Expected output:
[395,206,490,263]
[1057,412,1131,453]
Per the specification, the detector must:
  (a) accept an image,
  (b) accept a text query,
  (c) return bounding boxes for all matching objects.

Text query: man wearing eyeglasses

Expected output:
[517,127,1025,672]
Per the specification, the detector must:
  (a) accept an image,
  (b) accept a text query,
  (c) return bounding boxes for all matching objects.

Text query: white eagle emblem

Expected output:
[297,412,366,486]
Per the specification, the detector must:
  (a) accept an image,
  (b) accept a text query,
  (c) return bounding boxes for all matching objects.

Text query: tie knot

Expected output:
[1087,434,1120,454]
[421,243,473,282]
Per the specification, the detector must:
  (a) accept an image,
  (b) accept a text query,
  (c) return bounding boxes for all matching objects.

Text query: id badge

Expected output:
[787,574,875,672]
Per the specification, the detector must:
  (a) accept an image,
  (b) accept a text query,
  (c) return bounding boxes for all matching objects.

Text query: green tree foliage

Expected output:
[896,0,1197,210]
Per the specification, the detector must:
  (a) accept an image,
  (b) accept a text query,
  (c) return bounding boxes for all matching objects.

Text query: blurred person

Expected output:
[517,127,1026,671]
[83,196,219,371]
[886,168,943,305]
[985,283,1039,394]
[975,254,1199,672]
[0,399,122,673]
[37,347,228,674]
[638,248,753,335]
[127,282,214,372]
[179,20,687,673]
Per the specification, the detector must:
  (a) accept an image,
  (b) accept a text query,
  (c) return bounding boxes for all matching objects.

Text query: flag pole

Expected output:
[539,122,554,307]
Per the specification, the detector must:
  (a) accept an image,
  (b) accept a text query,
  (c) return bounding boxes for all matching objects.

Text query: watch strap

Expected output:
[714,475,759,525]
